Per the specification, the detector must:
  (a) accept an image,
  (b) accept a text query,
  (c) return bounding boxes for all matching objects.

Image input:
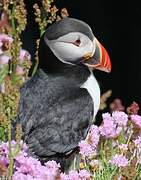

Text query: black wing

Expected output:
[15,70,93,158]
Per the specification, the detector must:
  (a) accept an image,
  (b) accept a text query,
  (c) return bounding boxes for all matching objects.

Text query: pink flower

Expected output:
[0,141,61,180]
[130,115,141,128]
[15,66,24,75]
[99,113,115,137]
[134,136,141,148]
[79,169,91,180]
[12,172,34,180]
[78,140,93,157]
[16,163,33,174]
[69,170,79,180]
[112,111,128,127]
[61,170,91,180]
[0,34,13,42]
[60,173,70,180]
[127,101,140,115]
[99,112,125,138]
[99,114,120,138]
[0,55,10,64]
[45,160,60,176]
[89,125,100,149]
[102,112,112,120]
[0,34,13,54]
[109,154,128,167]
[0,156,8,166]
[0,34,13,45]
[19,49,31,63]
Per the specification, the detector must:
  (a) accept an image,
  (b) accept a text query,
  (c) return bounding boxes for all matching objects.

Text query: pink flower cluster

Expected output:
[0,141,91,180]
[130,115,141,129]
[99,111,128,138]
[61,170,91,180]
[0,33,31,76]
[109,154,128,167]
[0,34,13,50]
[134,135,141,149]
[0,34,13,65]
[79,125,100,158]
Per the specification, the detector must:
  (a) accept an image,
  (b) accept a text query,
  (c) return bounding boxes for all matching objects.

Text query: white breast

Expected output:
[80,69,100,121]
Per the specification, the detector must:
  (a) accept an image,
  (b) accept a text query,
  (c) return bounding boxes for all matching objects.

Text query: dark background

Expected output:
[22,0,141,108]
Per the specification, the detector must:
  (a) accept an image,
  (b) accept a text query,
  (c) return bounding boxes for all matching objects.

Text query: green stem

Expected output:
[10,3,20,74]
[108,167,118,179]
[12,144,20,157]
[32,18,46,77]
[126,125,133,145]
[7,117,14,178]
[11,4,17,36]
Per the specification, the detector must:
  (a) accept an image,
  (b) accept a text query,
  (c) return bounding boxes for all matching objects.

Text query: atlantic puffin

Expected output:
[14,18,111,170]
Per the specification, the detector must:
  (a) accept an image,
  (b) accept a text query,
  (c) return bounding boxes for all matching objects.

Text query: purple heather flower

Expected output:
[0,54,10,65]
[79,169,91,180]
[79,140,93,157]
[109,154,128,167]
[112,111,128,127]
[130,115,141,128]
[134,136,141,148]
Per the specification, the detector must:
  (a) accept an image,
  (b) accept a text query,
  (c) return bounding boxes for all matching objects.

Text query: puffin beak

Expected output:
[83,38,112,73]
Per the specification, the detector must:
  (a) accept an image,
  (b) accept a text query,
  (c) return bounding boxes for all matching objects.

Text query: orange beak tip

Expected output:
[82,39,112,73]
[98,43,112,73]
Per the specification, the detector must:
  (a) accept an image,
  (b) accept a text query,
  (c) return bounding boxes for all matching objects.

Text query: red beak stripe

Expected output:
[94,43,112,73]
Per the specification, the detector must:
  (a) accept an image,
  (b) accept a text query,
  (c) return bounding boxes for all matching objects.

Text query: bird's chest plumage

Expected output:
[16,69,94,156]
[20,75,93,133]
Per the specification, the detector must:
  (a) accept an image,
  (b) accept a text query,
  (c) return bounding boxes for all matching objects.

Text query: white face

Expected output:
[45,32,96,65]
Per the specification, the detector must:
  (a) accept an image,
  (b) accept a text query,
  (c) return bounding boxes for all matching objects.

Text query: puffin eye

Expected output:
[73,38,81,46]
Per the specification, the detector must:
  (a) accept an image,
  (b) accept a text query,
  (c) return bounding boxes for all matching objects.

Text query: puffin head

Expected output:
[39,17,111,73]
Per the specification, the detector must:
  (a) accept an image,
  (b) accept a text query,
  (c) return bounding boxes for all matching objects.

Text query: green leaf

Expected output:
[11,74,22,84]
[0,66,8,84]
[0,126,6,141]
[118,130,126,144]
